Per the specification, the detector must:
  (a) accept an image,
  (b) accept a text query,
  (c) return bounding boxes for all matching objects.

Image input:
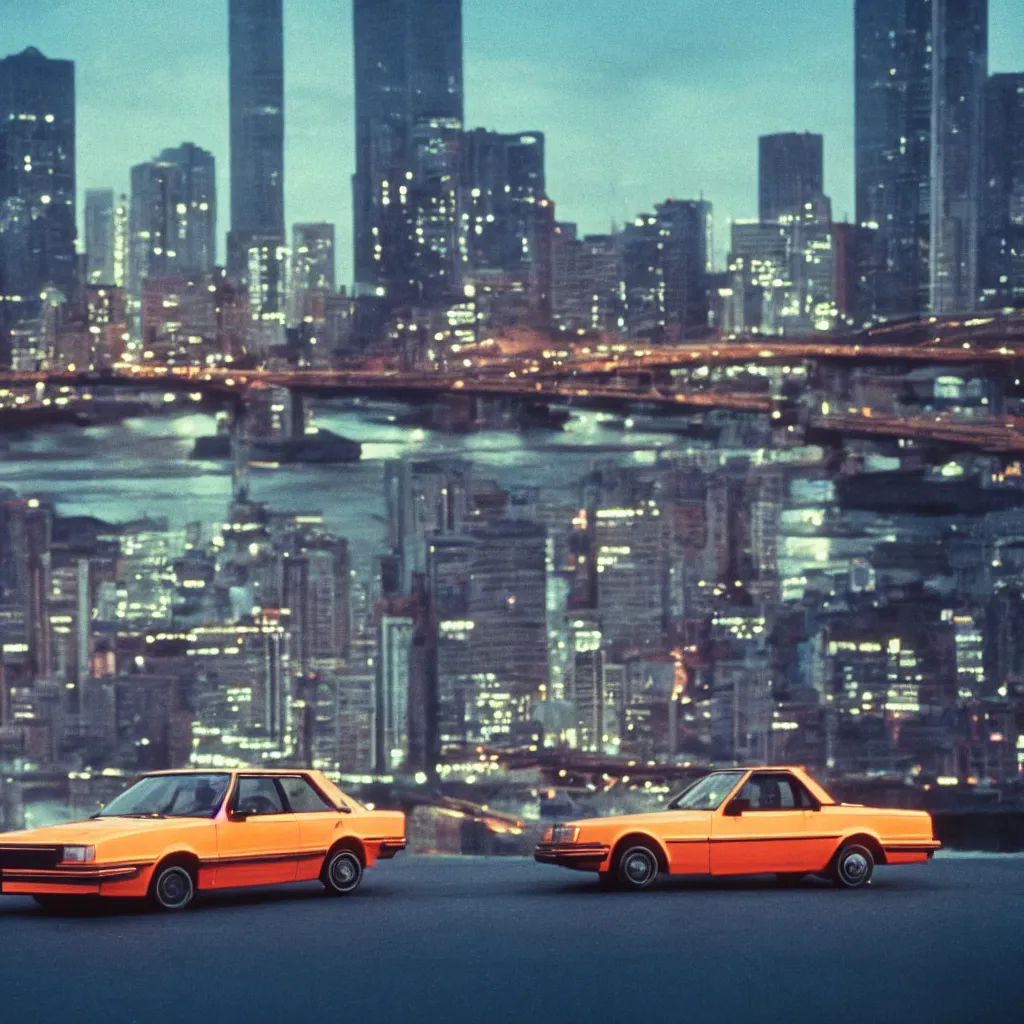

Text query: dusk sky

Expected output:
[5,0,1024,279]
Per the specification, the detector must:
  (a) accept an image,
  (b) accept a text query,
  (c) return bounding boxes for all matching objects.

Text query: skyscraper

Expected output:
[0,47,76,345]
[620,200,712,340]
[128,144,216,296]
[84,189,114,285]
[353,0,464,310]
[930,0,988,314]
[855,0,987,319]
[759,133,825,223]
[228,0,285,284]
[855,0,935,319]
[290,223,335,324]
[980,74,1024,308]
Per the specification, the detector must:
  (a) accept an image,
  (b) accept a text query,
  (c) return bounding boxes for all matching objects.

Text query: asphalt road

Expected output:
[1,855,1022,1024]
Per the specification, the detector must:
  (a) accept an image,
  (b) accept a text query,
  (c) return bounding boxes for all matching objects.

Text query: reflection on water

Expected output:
[1,401,682,569]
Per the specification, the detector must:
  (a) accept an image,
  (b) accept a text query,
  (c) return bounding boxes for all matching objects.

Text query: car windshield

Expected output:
[96,774,231,819]
[666,771,746,811]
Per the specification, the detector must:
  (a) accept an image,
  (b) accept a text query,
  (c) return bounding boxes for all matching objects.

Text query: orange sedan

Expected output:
[535,766,939,891]
[0,769,405,912]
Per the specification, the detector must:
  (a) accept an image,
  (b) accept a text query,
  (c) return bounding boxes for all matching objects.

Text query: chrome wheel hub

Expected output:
[158,868,192,907]
[330,854,359,889]
[625,852,653,883]
[842,852,869,882]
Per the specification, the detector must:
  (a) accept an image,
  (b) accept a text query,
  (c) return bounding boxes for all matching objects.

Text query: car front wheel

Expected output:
[832,843,875,889]
[322,849,363,896]
[149,862,196,912]
[614,843,661,891]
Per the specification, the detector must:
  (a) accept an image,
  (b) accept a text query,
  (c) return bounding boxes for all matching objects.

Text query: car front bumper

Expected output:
[534,842,609,872]
[1,863,147,896]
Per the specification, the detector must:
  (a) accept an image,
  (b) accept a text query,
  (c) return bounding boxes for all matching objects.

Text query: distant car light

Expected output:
[62,845,96,863]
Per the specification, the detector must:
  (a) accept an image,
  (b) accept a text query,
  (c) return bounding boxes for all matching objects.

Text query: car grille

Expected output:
[0,845,63,871]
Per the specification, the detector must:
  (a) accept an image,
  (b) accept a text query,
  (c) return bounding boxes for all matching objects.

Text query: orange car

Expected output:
[535,766,939,891]
[0,769,405,912]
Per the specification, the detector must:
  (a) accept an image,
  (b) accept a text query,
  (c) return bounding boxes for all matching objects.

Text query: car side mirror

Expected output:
[229,810,250,822]
[724,798,750,817]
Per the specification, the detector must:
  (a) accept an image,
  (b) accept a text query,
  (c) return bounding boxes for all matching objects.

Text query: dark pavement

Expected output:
[1,855,1022,1024]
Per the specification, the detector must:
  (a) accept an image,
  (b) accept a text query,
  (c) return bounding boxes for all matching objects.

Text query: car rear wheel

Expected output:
[148,862,196,912]
[321,849,363,896]
[831,843,875,889]
[614,842,661,892]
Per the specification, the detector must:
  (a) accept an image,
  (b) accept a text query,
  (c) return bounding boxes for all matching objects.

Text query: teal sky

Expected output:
[4,0,1023,279]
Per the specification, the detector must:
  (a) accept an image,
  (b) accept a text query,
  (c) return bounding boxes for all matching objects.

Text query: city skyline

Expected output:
[7,0,1023,284]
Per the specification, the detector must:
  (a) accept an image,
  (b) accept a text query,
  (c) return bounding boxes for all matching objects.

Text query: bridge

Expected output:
[5,311,1024,457]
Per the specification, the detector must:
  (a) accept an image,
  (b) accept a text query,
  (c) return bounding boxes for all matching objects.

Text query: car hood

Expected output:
[566,809,710,831]
[0,817,213,846]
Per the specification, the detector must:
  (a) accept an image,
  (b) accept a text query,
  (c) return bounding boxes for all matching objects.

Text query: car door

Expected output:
[214,776,300,888]
[661,812,713,874]
[277,774,344,882]
[710,772,819,876]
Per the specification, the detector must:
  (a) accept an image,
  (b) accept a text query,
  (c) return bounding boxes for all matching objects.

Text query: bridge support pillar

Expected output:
[288,391,306,439]
[230,399,251,503]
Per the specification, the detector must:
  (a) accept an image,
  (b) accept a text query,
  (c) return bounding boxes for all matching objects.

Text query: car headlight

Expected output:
[551,825,579,844]
[62,845,96,863]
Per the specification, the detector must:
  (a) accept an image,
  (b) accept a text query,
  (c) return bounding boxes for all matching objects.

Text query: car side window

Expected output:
[235,777,286,816]
[737,773,812,811]
[278,776,335,813]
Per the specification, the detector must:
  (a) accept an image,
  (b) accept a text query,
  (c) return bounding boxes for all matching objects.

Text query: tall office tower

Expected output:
[856,0,933,319]
[759,133,825,222]
[84,189,115,284]
[128,145,216,296]
[353,0,464,312]
[657,199,713,335]
[980,74,1024,308]
[460,129,551,320]
[0,48,76,348]
[552,225,621,333]
[385,457,473,592]
[620,200,712,340]
[834,222,882,328]
[429,521,548,752]
[930,0,988,314]
[856,0,987,319]
[592,504,670,650]
[290,223,335,324]
[228,0,285,295]
[112,194,128,288]
[375,614,414,771]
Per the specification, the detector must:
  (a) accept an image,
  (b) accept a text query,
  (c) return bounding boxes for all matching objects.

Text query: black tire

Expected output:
[321,849,363,896]
[148,861,196,912]
[831,842,875,889]
[613,841,661,892]
[776,873,807,886]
